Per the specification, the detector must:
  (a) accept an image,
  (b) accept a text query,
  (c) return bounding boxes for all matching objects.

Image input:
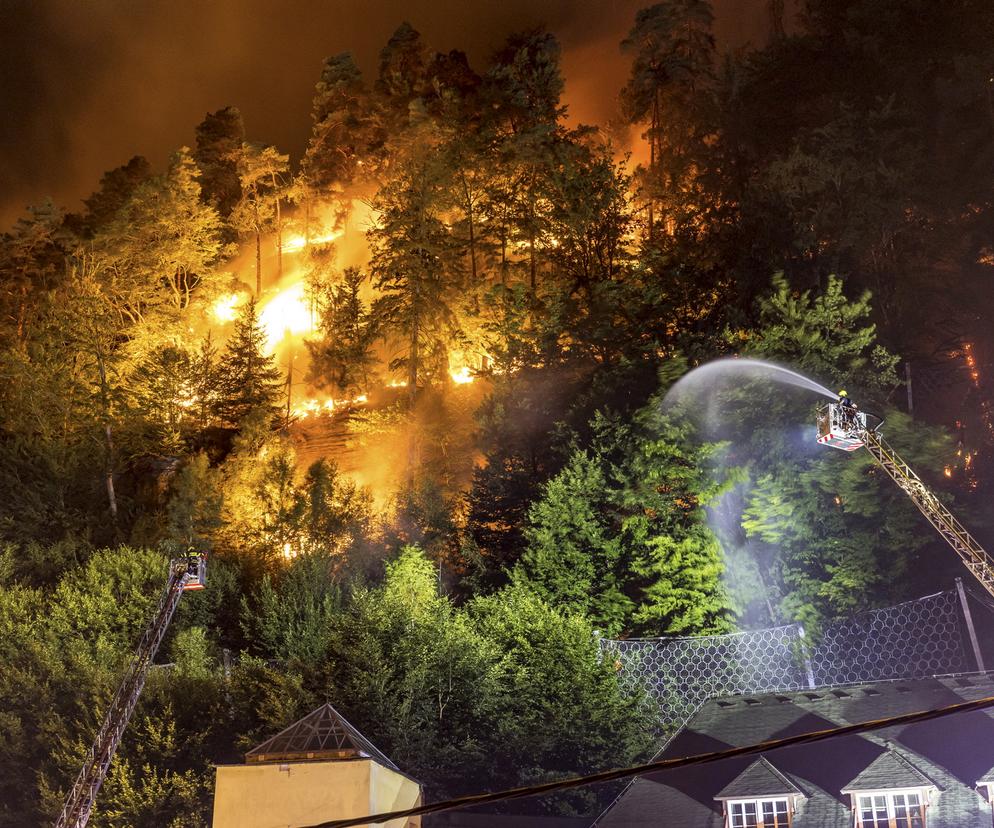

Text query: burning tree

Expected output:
[212,298,285,426]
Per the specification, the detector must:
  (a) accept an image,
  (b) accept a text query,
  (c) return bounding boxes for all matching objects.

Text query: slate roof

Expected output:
[245,702,399,769]
[592,674,994,828]
[716,756,803,800]
[842,750,935,793]
[978,765,994,785]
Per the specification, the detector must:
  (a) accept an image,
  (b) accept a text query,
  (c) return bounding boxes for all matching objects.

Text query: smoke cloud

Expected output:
[1,0,792,229]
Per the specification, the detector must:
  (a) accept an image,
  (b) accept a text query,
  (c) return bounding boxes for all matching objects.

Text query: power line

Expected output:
[300,691,994,828]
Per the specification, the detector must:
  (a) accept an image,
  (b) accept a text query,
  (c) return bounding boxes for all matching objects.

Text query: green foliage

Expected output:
[520,450,632,632]
[194,106,245,219]
[92,148,225,328]
[743,411,957,629]
[468,582,653,814]
[165,452,223,549]
[48,547,168,669]
[519,403,734,637]
[732,273,899,400]
[369,143,461,395]
[320,546,650,809]
[322,547,498,794]
[4,9,994,823]
[242,553,342,665]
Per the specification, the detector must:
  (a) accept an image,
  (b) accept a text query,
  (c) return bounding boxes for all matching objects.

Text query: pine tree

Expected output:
[230,142,291,292]
[212,298,284,426]
[306,267,377,396]
[92,148,225,327]
[621,0,716,239]
[302,53,382,199]
[194,106,245,219]
[75,156,152,236]
[518,406,734,637]
[369,151,460,399]
[519,451,633,633]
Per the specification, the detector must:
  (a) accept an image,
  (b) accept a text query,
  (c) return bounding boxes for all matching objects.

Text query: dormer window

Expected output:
[843,750,936,828]
[855,791,925,827]
[715,757,803,828]
[727,797,792,827]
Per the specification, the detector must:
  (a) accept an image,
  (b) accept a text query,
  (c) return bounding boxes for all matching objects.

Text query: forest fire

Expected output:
[212,292,244,323]
[259,281,313,351]
[291,393,368,419]
[282,230,343,253]
[10,4,994,827]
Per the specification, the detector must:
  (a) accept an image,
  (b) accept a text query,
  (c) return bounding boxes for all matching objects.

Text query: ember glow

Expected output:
[291,393,368,419]
[282,230,343,253]
[450,366,474,385]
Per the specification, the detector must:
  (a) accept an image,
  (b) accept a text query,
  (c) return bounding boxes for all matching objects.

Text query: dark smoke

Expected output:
[0,0,791,229]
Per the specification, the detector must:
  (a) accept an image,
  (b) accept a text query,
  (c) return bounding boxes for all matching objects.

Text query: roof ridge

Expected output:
[246,702,398,770]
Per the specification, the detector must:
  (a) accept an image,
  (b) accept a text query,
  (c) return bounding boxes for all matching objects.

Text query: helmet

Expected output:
[838,390,848,397]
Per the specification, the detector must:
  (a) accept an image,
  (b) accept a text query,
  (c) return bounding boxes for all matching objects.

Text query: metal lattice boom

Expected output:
[55,562,188,828]
[862,429,994,600]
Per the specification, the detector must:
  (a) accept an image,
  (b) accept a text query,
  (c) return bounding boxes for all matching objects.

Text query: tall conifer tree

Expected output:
[213,298,284,426]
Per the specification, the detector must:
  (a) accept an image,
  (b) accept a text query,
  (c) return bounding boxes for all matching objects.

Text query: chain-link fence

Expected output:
[604,589,974,730]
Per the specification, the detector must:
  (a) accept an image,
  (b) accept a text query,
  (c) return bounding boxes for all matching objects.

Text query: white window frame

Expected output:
[849,787,931,828]
[723,796,794,827]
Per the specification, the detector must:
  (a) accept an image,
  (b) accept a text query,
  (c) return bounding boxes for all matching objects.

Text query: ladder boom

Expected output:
[55,561,188,828]
[862,429,994,600]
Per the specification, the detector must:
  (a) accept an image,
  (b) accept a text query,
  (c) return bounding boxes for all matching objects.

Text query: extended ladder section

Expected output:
[55,559,195,828]
[861,429,994,601]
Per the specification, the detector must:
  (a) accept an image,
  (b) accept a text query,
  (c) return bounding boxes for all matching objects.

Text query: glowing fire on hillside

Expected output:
[259,282,313,352]
[212,293,244,323]
[291,394,368,419]
[282,230,343,253]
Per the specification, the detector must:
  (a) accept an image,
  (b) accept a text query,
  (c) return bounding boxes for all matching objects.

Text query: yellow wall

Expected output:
[370,761,422,828]
[212,759,421,828]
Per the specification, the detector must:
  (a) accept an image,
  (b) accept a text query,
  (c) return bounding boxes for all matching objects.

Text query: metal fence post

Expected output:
[797,625,817,689]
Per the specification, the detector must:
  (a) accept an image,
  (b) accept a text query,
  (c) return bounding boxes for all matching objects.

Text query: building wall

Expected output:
[213,758,421,828]
[370,760,422,828]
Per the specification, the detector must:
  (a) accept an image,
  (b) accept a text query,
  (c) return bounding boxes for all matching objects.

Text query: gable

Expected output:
[716,757,803,800]
[842,750,934,793]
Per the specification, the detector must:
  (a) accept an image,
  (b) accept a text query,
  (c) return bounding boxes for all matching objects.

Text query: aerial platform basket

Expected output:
[180,554,207,592]
[816,403,867,451]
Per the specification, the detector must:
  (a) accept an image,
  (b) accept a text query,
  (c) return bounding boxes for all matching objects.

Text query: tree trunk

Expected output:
[461,173,478,283]
[274,181,283,280]
[409,312,419,404]
[16,283,28,343]
[286,352,293,427]
[96,353,118,521]
[768,0,785,41]
[255,230,262,295]
[529,230,537,292]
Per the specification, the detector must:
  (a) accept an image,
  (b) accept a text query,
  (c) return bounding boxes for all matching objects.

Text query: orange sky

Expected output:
[0,0,798,229]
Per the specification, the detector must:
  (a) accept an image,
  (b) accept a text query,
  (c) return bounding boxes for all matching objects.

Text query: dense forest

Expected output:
[3,0,994,823]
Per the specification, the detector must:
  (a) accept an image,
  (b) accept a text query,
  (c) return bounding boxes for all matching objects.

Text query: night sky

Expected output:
[0,0,784,229]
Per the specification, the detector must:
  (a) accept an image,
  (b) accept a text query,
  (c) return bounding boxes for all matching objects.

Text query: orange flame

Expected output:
[212,293,244,323]
[282,230,343,253]
[259,282,313,352]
